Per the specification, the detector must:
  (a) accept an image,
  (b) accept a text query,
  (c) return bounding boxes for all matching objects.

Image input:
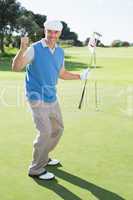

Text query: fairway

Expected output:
[0,47,133,200]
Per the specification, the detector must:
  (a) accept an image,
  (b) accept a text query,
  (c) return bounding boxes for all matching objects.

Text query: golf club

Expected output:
[78,68,91,109]
[78,78,88,109]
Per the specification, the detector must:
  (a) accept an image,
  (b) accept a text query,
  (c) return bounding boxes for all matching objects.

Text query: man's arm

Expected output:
[59,67,80,80]
[12,37,30,72]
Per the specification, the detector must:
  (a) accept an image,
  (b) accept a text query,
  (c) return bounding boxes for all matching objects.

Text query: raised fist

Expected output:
[20,36,29,50]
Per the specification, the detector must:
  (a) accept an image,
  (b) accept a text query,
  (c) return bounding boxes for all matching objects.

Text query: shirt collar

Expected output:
[41,38,58,48]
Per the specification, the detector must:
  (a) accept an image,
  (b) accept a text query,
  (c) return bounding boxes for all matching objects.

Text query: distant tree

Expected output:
[31,13,47,41]
[122,41,130,47]
[111,40,122,47]
[60,21,78,42]
[15,8,47,42]
[16,14,39,36]
[0,1,79,51]
[111,40,130,47]
[67,31,78,41]
[84,37,90,46]
[33,13,47,28]
[60,21,70,40]
[0,0,21,53]
[98,42,105,47]
[73,39,83,47]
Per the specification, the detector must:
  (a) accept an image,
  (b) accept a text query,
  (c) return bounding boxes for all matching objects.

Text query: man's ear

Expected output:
[59,31,62,37]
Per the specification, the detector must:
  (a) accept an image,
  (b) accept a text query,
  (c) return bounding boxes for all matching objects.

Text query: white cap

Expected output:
[44,20,63,31]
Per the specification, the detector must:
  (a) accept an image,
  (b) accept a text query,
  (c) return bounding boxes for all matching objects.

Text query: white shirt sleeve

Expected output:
[23,46,34,63]
[62,59,65,67]
[60,59,65,71]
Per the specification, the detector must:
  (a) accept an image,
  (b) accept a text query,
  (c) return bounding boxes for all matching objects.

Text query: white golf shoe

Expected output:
[29,170,55,180]
[47,158,60,166]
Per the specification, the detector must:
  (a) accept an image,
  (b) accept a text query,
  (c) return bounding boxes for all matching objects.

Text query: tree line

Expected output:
[0,0,81,53]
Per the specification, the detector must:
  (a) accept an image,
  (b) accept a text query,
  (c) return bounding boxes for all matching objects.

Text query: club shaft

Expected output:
[78,79,88,109]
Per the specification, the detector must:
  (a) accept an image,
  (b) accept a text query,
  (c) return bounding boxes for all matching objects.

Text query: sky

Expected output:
[18,0,133,44]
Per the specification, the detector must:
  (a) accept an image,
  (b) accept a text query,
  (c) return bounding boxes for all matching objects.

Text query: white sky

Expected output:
[18,0,133,44]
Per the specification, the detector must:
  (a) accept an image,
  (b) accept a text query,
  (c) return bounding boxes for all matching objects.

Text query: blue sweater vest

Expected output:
[25,41,64,102]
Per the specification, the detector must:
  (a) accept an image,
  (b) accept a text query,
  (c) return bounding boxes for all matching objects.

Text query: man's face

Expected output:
[45,29,61,43]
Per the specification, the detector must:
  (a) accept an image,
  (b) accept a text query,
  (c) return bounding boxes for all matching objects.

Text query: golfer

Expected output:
[12,20,89,180]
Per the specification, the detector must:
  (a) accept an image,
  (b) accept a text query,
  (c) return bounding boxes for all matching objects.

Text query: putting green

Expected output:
[0,46,133,200]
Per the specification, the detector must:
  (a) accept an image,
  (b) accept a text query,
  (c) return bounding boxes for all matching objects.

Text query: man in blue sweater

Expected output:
[12,20,89,180]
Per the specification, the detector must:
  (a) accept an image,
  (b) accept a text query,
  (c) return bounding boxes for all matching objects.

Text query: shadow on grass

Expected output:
[90,65,103,69]
[65,61,103,71]
[65,56,103,71]
[0,53,103,72]
[65,60,88,71]
[33,165,125,200]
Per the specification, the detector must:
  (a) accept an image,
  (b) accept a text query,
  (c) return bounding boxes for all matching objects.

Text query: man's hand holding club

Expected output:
[80,68,90,80]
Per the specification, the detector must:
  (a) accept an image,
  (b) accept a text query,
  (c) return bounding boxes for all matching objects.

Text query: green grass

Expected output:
[0,46,133,200]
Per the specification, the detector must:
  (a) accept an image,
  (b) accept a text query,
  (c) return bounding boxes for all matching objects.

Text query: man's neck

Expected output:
[44,38,56,49]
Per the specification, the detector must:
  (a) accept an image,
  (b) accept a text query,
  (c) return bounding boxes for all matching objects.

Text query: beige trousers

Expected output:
[28,101,64,175]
